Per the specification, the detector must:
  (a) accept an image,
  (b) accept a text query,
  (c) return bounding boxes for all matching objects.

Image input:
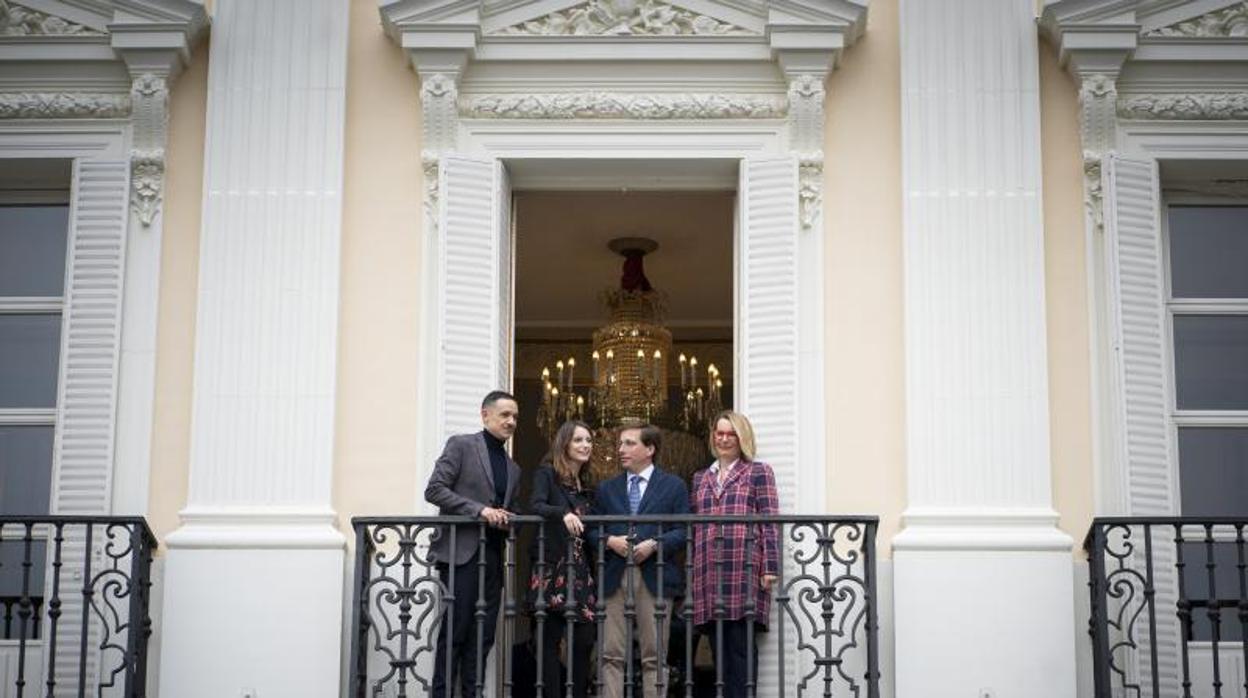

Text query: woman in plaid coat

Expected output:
[690,410,780,698]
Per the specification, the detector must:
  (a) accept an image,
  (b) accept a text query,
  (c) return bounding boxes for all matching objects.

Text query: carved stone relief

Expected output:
[0,92,129,119]
[788,75,827,231]
[1118,92,1248,120]
[1077,74,1117,234]
[129,74,170,226]
[420,73,460,236]
[1145,2,1248,37]
[492,0,753,36]
[460,92,787,119]
[0,0,101,35]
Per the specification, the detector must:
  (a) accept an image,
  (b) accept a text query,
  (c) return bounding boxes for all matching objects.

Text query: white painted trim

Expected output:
[0,125,164,520]
[0,408,57,425]
[0,297,62,313]
[165,507,345,550]
[1172,412,1248,427]
[892,508,1073,552]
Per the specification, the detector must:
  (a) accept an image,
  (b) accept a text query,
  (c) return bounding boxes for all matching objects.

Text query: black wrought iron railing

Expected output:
[351,514,879,698]
[0,516,156,697]
[1085,517,1248,698]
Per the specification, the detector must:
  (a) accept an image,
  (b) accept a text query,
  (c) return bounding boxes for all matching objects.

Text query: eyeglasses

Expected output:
[713,431,738,440]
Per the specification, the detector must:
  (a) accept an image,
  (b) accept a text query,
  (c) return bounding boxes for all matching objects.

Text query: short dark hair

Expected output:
[482,390,517,409]
[621,422,662,457]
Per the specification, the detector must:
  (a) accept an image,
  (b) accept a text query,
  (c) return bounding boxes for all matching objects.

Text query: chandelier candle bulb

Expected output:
[690,356,698,388]
[592,351,600,381]
[678,353,687,389]
[567,357,575,390]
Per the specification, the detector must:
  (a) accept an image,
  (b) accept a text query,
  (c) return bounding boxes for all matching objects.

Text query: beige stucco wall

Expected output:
[148,39,207,543]
[824,0,907,549]
[146,0,1095,557]
[331,0,425,534]
[1039,39,1096,550]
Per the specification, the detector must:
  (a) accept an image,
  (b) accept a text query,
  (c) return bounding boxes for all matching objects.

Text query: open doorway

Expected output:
[512,186,736,489]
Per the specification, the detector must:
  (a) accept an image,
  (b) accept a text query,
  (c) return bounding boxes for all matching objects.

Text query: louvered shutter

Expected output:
[738,157,800,511]
[1103,154,1181,696]
[438,156,511,442]
[738,157,800,693]
[44,159,129,693]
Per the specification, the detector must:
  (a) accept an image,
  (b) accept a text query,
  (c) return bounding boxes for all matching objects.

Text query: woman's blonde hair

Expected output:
[551,419,593,488]
[707,410,756,462]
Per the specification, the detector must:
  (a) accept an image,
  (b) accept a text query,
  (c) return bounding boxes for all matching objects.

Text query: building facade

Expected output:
[0,0,1246,696]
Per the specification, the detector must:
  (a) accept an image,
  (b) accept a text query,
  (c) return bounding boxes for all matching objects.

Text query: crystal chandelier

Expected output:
[536,238,723,443]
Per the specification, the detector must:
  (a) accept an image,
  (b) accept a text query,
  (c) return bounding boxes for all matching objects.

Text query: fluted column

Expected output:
[160,1,349,695]
[893,1,1076,695]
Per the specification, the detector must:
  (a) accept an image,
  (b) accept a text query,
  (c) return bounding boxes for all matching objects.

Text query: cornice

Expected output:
[491,0,756,36]
[0,91,128,118]
[1118,91,1248,119]
[460,91,788,119]
[0,0,103,35]
[1144,1,1248,38]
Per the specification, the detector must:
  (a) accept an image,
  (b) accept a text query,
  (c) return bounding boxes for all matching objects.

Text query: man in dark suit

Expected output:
[588,423,689,698]
[425,390,522,698]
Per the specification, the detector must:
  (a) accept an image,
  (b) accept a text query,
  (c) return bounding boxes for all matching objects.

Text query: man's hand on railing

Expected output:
[607,534,631,558]
[631,538,658,564]
[479,507,511,528]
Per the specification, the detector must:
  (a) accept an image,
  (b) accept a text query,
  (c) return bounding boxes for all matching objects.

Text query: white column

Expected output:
[894,1,1076,696]
[159,1,349,696]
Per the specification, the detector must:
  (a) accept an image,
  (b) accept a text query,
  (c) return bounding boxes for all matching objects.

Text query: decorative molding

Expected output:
[1118,92,1248,120]
[0,92,129,119]
[491,0,754,36]
[798,153,822,232]
[1167,178,1248,198]
[0,0,102,35]
[460,92,787,119]
[420,72,459,152]
[1083,151,1104,234]
[422,151,439,237]
[787,74,825,231]
[1144,1,1248,37]
[1077,74,1116,235]
[129,74,169,226]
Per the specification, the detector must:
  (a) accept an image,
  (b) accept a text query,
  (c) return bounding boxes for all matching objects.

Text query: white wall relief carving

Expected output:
[788,75,826,231]
[129,74,170,226]
[420,72,460,237]
[460,92,787,119]
[1119,92,1248,119]
[492,0,753,36]
[1078,74,1117,233]
[0,0,101,35]
[0,92,129,118]
[1145,2,1248,37]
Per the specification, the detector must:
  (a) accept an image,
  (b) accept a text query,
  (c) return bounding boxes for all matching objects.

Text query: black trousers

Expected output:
[432,540,504,698]
[700,620,759,698]
[536,614,595,698]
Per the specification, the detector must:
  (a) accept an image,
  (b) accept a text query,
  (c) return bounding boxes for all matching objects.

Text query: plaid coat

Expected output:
[690,459,780,627]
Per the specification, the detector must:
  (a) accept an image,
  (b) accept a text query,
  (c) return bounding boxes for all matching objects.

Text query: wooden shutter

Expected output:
[45,158,130,692]
[1103,154,1180,695]
[737,157,800,507]
[738,157,801,693]
[437,156,511,442]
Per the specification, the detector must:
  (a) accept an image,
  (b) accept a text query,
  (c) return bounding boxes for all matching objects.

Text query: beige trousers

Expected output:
[601,566,672,698]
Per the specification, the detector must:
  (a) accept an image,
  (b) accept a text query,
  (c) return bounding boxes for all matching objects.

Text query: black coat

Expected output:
[528,465,593,564]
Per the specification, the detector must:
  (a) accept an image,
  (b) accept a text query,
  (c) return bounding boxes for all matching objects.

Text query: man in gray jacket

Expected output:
[425,390,521,698]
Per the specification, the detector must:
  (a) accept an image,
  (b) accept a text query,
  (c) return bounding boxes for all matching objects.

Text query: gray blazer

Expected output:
[424,431,521,566]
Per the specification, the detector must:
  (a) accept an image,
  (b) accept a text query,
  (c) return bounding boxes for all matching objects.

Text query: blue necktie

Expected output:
[628,475,642,515]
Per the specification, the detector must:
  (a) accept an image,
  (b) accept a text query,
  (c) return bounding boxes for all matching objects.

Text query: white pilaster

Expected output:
[159,1,349,696]
[894,1,1076,696]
